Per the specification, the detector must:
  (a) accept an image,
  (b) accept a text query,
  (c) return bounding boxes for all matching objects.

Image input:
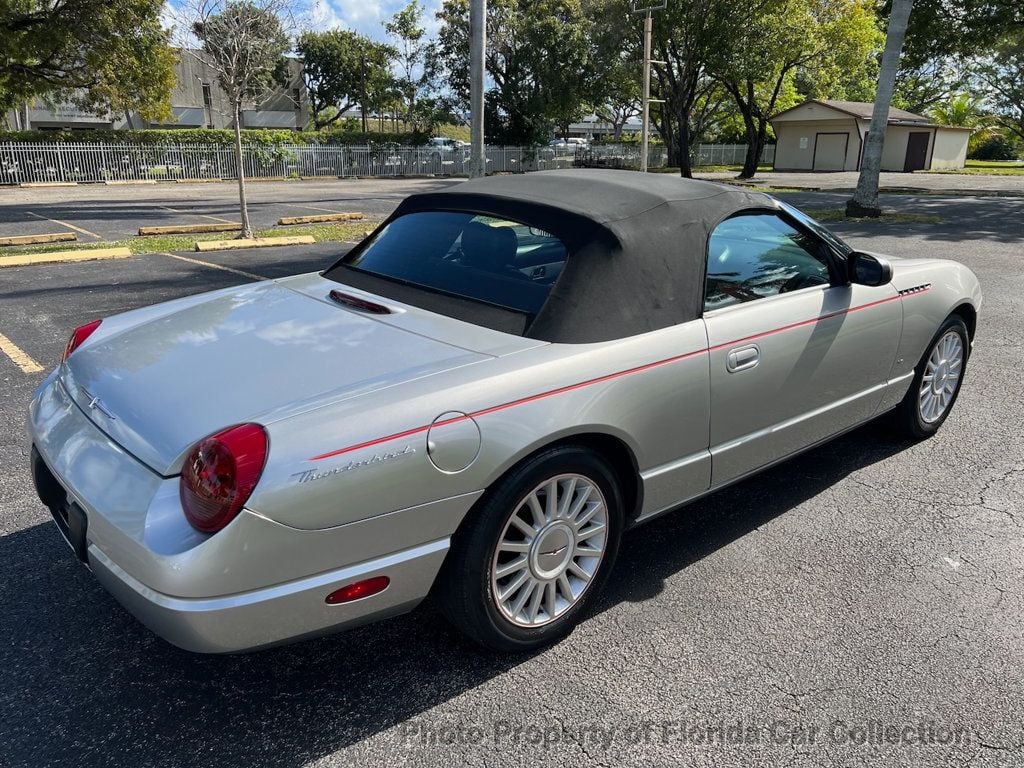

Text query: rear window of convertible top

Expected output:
[329,211,569,316]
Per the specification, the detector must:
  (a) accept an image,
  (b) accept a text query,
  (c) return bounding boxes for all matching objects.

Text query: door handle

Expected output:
[726,344,760,373]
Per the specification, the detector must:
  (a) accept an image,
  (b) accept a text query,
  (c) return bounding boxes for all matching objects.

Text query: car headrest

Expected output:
[461,221,517,273]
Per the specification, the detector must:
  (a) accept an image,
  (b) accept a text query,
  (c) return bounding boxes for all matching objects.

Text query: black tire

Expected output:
[436,445,624,652]
[890,314,970,439]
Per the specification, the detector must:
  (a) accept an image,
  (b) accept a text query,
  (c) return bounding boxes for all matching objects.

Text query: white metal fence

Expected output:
[0,141,772,185]
[580,143,775,169]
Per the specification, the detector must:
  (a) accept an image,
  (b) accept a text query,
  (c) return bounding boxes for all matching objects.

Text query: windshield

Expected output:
[777,201,853,256]
[328,211,570,316]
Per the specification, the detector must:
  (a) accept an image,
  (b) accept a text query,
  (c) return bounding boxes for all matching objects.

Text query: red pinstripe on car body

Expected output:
[308,288,928,461]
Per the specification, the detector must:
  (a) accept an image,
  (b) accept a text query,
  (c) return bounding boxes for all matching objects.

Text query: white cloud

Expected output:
[309,0,345,29]
[318,0,444,41]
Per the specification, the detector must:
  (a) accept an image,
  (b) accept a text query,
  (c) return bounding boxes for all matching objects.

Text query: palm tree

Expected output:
[928,93,988,128]
[846,0,915,218]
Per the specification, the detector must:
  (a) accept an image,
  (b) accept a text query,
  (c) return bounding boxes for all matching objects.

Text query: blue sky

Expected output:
[310,0,444,40]
[163,1,444,43]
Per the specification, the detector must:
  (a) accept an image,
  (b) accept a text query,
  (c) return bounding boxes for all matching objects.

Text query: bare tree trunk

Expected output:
[679,107,693,178]
[847,0,915,218]
[233,101,253,239]
[737,116,768,179]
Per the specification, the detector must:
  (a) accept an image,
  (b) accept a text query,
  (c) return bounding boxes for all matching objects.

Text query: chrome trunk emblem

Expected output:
[80,387,116,420]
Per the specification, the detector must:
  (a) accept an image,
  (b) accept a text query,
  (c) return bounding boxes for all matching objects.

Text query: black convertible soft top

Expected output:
[329,169,776,343]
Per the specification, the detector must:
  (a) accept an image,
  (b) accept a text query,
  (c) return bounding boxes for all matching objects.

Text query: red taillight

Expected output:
[180,423,268,533]
[62,319,102,362]
[325,576,390,605]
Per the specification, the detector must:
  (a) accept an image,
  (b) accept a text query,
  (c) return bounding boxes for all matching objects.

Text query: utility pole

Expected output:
[360,54,368,133]
[633,0,666,173]
[469,0,486,178]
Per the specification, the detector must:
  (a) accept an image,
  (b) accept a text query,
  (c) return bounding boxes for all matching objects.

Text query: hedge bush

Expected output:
[0,128,431,147]
[968,135,1021,161]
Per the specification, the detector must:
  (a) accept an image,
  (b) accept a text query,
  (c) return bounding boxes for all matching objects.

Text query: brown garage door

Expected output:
[813,133,849,171]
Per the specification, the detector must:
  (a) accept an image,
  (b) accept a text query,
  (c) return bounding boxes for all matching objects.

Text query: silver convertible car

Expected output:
[29,170,981,653]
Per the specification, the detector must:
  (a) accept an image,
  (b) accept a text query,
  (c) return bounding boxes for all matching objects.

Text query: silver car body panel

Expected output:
[28,216,982,653]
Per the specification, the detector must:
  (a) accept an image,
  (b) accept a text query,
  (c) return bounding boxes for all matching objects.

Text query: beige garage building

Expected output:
[771,100,971,172]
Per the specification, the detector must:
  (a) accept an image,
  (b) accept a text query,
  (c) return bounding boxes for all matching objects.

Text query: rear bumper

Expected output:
[33,428,452,653]
[28,370,474,653]
[87,537,449,653]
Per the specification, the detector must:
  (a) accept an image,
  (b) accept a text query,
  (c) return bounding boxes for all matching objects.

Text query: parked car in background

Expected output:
[428,137,466,152]
[549,138,589,149]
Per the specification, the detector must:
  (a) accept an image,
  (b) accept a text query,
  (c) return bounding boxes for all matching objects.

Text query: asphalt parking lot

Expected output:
[0,177,458,241]
[1,180,1022,768]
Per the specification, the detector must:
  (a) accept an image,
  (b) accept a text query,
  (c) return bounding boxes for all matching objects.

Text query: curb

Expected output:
[704,179,1024,198]
[104,180,158,185]
[138,222,241,236]
[277,212,364,225]
[0,247,131,268]
[195,236,316,252]
[175,178,224,184]
[20,182,78,188]
[0,232,77,247]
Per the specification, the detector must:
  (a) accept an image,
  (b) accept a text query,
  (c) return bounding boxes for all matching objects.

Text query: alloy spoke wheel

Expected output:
[919,330,964,424]
[491,473,609,627]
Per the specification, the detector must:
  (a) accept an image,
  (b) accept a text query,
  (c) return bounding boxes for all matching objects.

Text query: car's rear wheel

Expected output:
[436,446,623,652]
[890,314,969,439]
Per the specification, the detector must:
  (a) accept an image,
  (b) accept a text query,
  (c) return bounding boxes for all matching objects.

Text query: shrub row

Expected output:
[0,128,431,147]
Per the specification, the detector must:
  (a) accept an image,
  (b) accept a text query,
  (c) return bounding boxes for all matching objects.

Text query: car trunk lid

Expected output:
[61,278,505,476]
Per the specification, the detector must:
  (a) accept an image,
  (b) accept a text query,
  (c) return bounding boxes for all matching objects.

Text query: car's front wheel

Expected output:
[436,446,623,652]
[890,314,970,439]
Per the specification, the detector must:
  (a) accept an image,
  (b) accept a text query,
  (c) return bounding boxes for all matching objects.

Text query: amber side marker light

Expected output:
[325,576,390,605]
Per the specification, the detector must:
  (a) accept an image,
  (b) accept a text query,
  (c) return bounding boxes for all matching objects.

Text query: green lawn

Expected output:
[655,164,774,174]
[806,208,942,224]
[0,222,371,259]
[927,159,1024,176]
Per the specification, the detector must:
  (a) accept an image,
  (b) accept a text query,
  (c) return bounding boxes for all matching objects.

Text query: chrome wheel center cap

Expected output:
[932,361,949,394]
[530,523,573,579]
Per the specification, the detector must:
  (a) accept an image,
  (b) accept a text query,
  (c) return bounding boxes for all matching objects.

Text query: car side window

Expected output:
[705,212,831,311]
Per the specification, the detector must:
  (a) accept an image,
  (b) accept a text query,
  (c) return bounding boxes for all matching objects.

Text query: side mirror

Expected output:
[848,251,893,287]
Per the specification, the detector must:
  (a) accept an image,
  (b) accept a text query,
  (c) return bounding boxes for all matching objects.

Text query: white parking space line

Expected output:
[0,331,44,374]
[158,205,237,224]
[26,211,101,240]
[280,202,348,214]
[158,252,266,281]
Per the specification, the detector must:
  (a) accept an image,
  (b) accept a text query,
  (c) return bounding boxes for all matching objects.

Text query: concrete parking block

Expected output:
[277,212,364,225]
[0,246,131,268]
[195,235,315,252]
[0,232,76,247]
[138,222,241,236]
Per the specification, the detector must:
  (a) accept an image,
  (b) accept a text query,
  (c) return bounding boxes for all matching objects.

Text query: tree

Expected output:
[927,92,987,128]
[595,66,641,141]
[846,0,914,218]
[384,1,434,129]
[588,6,641,140]
[972,34,1024,145]
[185,0,292,237]
[434,0,593,145]
[634,0,758,177]
[0,0,176,123]
[718,0,880,179]
[894,0,1023,113]
[297,30,395,130]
